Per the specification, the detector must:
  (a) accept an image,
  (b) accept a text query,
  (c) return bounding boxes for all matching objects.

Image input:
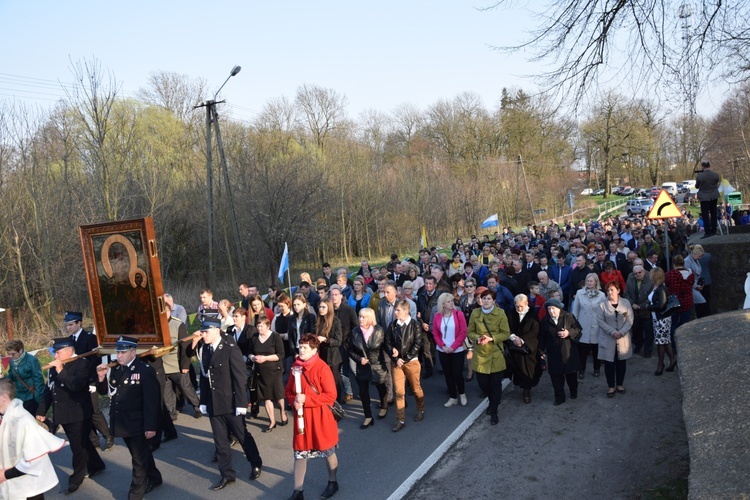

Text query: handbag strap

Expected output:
[301,371,319,395]
[10,363,35,393]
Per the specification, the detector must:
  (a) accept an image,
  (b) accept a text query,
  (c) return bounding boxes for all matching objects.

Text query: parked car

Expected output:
[634,188,648,198]
[620,187,635,196]
[626,198,655,216]
[661,182,678,196]
[649,186,660,198]
[580,188,593,195]
[593,188,605,196]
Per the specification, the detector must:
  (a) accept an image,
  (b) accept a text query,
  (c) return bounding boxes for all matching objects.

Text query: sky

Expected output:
[0,0,736,125]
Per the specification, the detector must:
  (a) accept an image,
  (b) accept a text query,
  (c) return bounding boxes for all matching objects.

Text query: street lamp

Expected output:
[196,65,241,289]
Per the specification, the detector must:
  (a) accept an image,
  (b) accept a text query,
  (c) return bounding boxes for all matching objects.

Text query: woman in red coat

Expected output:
[599,260,626,292]
[285,334,339,500]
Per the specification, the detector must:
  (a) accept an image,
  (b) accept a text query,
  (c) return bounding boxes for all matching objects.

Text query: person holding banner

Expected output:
[36,338,106,494]
[284,334,339,500]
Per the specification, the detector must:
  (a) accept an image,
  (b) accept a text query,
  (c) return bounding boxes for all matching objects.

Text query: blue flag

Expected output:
[277,242,289,282]
[481,214,499,228]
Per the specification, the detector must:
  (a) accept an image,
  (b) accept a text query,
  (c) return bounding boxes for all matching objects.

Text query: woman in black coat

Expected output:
[315,298,343,400]
[539,298,582,406]
[348,307,388,428]
[507,294,540,404]
[287,293,316,361]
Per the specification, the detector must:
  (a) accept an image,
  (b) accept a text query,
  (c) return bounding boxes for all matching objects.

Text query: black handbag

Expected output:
[303,372,346,422]
[507,341,532,356]
[662,294,681,316]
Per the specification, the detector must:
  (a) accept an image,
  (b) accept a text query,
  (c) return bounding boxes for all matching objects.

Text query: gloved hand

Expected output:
[89,385,97,393]
[199,405,207,415]
[235,407,247,416]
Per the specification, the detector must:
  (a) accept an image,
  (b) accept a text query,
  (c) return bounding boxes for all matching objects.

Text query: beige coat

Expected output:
[596,298,634,362]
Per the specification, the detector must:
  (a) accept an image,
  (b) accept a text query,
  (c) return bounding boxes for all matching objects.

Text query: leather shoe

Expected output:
[105,436,115,451]
[554,399,565,406]
[392,421,406,432]
[161,434,178,444]
[63,484,79,494]
[249,466,262,480]
[414,411,425,422]
[320,480,339,499]
[193,407,203,419]
[210,477,235,491]
[376,408,388,419]
[490,413,499,425]
[145,481,162,494]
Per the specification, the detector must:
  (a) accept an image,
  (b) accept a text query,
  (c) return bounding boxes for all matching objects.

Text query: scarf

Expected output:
[361,325,374,344]
[481,304,495,314]
[292,352,320,372]
[585,288,599,299]
[10,351,26,367]
[518,306,530,323]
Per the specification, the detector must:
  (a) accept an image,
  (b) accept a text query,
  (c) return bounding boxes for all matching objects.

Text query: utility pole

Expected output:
[193,65,242,289]
[213,105,244,278]
[515,155,521,226]
[203,100,215,289]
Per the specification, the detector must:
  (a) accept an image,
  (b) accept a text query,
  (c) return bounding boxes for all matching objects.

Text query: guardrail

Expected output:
[597,196,636,220]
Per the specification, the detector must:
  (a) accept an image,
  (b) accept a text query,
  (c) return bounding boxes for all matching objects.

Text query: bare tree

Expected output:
[137,71,208,122]
[295,84,348,150]
[488,1,748,105]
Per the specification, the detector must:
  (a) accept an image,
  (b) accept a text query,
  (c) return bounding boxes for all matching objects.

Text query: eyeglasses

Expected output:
[466,284,475,288]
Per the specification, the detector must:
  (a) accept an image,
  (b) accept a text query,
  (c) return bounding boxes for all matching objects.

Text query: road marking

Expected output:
[387,378,511,500]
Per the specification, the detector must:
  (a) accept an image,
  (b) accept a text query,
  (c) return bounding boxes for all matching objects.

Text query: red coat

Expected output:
[285,354,339,452]
[665,268,695,312]
[600,270,626,292]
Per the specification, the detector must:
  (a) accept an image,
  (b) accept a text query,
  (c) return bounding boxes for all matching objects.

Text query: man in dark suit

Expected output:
[36,337,106,494]
[376,281,399,409]
[329,285,357,403]
[416,276,439,378]
[606,241,630,279]
[388,262,407,287]
[187,319,263,491]
[226,307,259,416]
[64,311,113,452]
[97,336,162,498]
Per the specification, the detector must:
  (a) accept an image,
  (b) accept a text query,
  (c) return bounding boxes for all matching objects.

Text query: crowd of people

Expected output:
[0,206,717,499]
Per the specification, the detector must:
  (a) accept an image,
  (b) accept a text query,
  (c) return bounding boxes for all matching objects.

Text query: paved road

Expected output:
[44,368,485,500]
[42,351,688,500]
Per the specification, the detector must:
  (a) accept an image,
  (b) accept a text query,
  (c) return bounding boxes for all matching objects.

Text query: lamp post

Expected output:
[195,65,241,289]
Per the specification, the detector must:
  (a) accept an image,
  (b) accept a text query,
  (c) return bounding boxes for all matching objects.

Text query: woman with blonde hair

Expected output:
[432,293,468,407]
[685,244,711,318]
[348,308,388,428]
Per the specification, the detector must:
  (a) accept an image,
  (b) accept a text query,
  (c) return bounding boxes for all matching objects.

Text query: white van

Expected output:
[661,182,678,196]
[682,180,696,189]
